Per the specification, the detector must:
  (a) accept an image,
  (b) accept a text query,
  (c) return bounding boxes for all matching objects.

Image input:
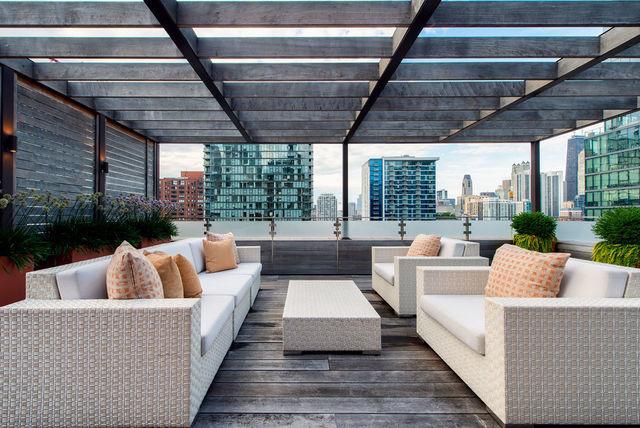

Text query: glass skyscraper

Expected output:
[584,111,640,218]
[203,144,313,219]
[361,156,438,220]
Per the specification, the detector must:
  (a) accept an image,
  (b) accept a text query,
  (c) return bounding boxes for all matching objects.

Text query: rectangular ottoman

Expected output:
[283,280,381,354]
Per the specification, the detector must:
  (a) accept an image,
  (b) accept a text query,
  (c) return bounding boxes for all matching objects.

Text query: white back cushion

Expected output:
[147,240,196,267]
[56,258,110,299]
[559,258,629,298]
[188,238,206,273]
[438,237,466,257]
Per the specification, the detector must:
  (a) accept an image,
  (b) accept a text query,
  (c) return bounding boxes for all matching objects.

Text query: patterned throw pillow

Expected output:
[407,234,441,256]
[485,244,571,298]
[206,232,240,264]
[106,241,164,299]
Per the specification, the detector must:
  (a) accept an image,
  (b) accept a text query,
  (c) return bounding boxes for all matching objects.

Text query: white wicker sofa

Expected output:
[0,238,261,427]
[372,237,489,316]
[416,258,640,426]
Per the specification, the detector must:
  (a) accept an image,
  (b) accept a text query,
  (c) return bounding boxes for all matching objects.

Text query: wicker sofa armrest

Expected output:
[237,246,261,263]
[416,266,491,296]
[1,298,200,427]
[371,246,409,263]
[485,297,640,425]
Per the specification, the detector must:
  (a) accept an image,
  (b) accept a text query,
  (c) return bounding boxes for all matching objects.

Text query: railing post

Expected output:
[0,65,17,230]
[203,217,211,234]
[269,217,276,265]
[463,214,471,241]
[398,218,406,241]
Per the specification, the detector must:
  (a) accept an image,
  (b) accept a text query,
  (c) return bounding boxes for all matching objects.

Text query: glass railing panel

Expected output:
[469,220,513,240]
[404,220,466,240]
[276,220,335,239]
[555,221,597,243]
[175,221,205,239]
[345,220,406,239]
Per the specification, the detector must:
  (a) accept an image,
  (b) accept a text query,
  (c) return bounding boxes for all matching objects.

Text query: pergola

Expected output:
[1,0,640,213]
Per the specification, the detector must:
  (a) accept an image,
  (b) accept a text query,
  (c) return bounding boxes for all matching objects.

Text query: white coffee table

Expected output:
[282,280,381,354]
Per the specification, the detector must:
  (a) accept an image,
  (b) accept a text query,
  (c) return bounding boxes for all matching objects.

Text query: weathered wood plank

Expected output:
[213,369,462,384]
[192,413,337,428]
[220,359,329,371]
[206,382,474,398]
[336,413,500,428]
[199,396,486,414]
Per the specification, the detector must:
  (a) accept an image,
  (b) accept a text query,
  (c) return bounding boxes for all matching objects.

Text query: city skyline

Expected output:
[160,129,589,208]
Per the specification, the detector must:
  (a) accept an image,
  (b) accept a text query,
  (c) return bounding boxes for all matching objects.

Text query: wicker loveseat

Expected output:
[0,238,261,427]
[416,258,640,426]
[371,237,489,316]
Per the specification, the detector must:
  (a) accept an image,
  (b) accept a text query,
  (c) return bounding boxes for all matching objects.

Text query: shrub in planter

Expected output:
[511,211,557,253]
[592,207,640,268]
[0,193,49,305]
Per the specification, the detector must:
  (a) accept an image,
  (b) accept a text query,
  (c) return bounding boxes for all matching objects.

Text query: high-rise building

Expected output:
[159,171,204,221]
[203,144,313,219]
[541,171,564,217]
[511,161,531,202]
[316,193,338,220]
[356,194,363,217]
[565,135,586,202]
[348,202,358,219]
[437,189,448,201]
[495,179,512,200]
[461,174,473,196]
[584,111,640,218]
[577,150,586,197]
[362,156,438,220]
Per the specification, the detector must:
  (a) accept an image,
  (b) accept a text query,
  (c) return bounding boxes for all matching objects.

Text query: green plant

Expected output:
[510,211,557,253]
[0,192,49,270]
[592,208,640,267]
[592,207,640,245]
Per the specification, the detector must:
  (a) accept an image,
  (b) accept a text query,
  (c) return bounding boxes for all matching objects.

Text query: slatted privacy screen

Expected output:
[105,122,147,196]
[15,81,95,197]
[146,140,155,198]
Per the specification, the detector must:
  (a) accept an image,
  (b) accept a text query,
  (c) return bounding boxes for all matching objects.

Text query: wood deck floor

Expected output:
[193,275,499,428]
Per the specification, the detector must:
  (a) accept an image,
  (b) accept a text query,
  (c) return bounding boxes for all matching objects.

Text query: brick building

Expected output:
[160,171,204,221]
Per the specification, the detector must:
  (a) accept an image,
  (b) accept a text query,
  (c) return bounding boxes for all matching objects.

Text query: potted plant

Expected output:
[510,211,558,253]
[114,195,177,248]
[592,207,640,267]
[0,192,49,306]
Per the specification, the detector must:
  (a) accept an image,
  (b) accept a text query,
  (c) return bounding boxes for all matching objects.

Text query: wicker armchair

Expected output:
[371,237,488,316]
[416,260,640,425]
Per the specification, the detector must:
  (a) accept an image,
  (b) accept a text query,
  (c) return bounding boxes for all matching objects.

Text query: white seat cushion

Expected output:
[438,237,466,257]
[373,263,394,285]
[198,272,252,305]
[221,263,262,279]
[559,258,629,298]
[56,258,110,299]
[146,240,196,268]
[420,294,485,355]
[200,294,234,355]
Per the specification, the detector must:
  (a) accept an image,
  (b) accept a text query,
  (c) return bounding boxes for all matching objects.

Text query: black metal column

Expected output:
[0,65,17,229]
[94,114,107,195]
[153,141,160,199]
[530,140,541,212]
[342,142,349,219]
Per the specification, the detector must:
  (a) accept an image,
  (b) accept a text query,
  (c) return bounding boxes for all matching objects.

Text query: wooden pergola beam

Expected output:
[143,0,251,143]
[1,1,638,28]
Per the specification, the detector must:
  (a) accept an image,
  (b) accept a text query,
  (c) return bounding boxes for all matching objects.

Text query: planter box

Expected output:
[42,248,113,269]
[0,257,33,306]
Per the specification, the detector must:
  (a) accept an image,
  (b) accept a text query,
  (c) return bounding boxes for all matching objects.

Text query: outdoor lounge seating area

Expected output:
[2,0,640,427]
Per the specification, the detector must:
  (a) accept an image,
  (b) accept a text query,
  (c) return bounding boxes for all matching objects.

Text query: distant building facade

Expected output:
[203,144,313,219]
[495,179,512,200]
[584,111,640,218]
[565,135,586,203]
[159,171,204,221]
[511,161,531,202]
[362,156,438,220]
[541,171,564,217]
[456,174,474,214]
[316,193,338,220]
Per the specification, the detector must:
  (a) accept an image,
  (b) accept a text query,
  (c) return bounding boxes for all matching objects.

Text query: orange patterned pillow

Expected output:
[206,232,240,264]
[485,244,570,298]
[106,241,164,299]
[407,234,441,256]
